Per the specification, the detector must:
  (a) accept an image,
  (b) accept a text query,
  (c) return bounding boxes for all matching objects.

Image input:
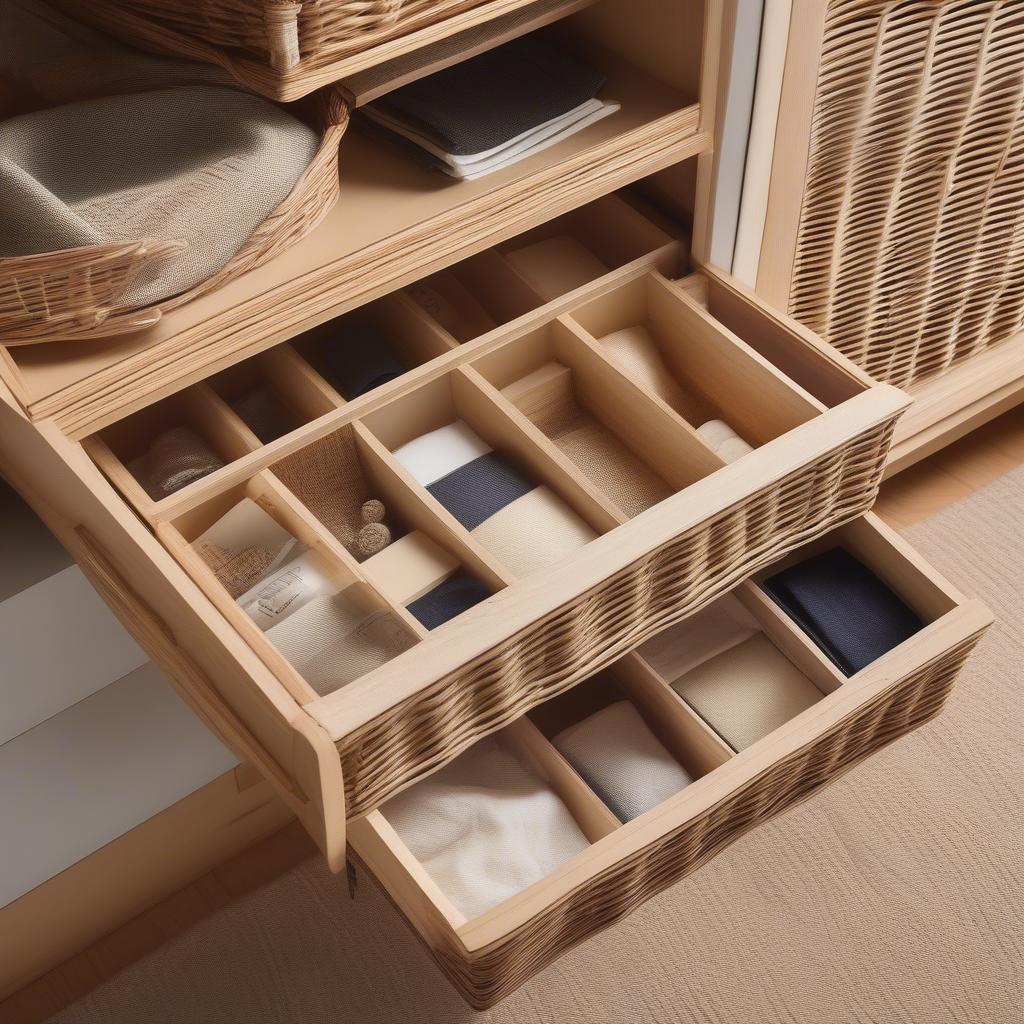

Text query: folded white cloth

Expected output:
[391,420,493,487]
[505,235,609,300]
[698,419,754,462]
[637,594,760,682]
[382,735,590,921]
[598,325,693,414]
[553,701,693,821]
[236,549,335,632]
[265,591,417,696]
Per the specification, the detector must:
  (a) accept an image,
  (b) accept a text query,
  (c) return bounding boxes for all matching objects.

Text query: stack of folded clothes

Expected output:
[362,36,618,181]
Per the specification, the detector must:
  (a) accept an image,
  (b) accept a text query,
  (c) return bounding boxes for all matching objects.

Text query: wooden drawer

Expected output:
[348,513,991,1007]
[0,243,909,870]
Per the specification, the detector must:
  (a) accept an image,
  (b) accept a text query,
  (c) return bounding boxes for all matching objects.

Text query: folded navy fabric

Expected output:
[762,547,924,676]
[427,452,536,530]
[369,36,606,157]
[407,572,492,630]
[317,321,406,400]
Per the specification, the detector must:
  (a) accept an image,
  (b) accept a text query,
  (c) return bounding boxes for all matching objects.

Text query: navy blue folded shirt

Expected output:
[407,572,492,630]
[762,547,924,676]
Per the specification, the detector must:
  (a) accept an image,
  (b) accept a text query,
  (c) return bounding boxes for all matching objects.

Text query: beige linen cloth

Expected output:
[0,0,320,308]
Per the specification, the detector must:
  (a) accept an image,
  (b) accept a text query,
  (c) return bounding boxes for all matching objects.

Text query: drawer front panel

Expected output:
[337,410,900,816]
[436,629,984,1007]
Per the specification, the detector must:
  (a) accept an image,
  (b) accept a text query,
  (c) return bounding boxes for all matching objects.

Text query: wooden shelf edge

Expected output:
[885,335,1024,477]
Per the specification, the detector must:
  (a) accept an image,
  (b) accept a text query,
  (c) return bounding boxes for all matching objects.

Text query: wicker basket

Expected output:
[58,0,506,99]
[0,88,349,346]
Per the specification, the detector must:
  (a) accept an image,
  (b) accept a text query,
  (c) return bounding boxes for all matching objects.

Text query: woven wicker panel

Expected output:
[413,629,984,1007]
[338,414,900,818]
[790,0,1024,389]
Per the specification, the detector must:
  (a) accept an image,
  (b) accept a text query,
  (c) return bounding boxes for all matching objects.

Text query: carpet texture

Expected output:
[46,471,1024,1023]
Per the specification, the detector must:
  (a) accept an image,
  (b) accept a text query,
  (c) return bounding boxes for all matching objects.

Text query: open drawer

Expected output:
[0,245,909,870]
[349,512,991,1006]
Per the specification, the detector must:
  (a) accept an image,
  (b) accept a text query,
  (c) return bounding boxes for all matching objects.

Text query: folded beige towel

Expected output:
[671,632,824,751]
[383,735,590,920]
[698,419,754,462]
[471,485,598,579]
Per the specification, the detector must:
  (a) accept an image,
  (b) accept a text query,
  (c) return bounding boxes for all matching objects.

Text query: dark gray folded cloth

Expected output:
[407,572,492,630]
[312,321,406,400]
[426,452,536,530]
[230,388,296,444]
[762,547,924,676]
[366,36,606,157]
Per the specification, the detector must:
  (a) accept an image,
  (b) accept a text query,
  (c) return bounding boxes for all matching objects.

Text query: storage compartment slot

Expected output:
[498,193,679,301]
[359,369,610,580]
[404,251,544,343]
[568,273,827,454]
[634,589,836,753]
[470,318,718,519]
[89,385,258,508]
[160,470,424,702]
[290,293,456,404]
[207,347,340,445]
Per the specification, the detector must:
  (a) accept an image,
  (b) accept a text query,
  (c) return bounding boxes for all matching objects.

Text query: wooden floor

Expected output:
[4,404,1024,1024]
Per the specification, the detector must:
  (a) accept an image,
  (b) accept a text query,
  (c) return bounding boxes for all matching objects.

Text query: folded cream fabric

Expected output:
[598,325,693,414]
[382,735,590,920]
[236,550,335,632]
[265,591,417,696]
[0,1,320,309]
[698,419,754,463]
[671,632,825,751]
[471,485,597,579]
[553,701,693,822]
[193,498,298,599]
[637,593,760,682]
[391,421,493,487]
[506,235,610,301]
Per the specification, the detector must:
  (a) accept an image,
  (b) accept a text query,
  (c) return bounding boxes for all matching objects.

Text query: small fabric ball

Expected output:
[356,522,391,558]
[361,498,386,524]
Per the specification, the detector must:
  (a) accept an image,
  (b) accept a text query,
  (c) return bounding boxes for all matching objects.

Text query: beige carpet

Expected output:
[48,472,1024,1024]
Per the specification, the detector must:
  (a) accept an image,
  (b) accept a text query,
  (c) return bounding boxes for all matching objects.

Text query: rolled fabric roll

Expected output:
[697,419,754,463]
[598,325,693,414]
[470,485,597,578]
[382,735,590,921]
[407,572,492,630]
[552,701,693,822]
[505,235,609,300]
[140,427,225,499]
[193,498,299,599]
[426,452,536,531]
[637,593,759,683]
[320,322,406,401]
[762,547,924,676]
[671,632,824,751]
[392,420,493,487]
[266,591,417,696]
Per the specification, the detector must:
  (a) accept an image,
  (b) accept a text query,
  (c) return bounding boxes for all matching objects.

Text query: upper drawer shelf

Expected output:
[0,6,710,440]
[51,256,910,859]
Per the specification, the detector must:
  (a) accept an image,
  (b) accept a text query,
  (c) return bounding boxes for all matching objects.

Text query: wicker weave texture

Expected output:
[338,414,899,818]
[0,90,348,345]
[790,0,1024,389]
[74,0,495,73]
[425,629,984,1008]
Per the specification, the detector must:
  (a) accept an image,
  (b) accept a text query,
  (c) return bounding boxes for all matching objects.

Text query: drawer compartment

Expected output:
[3,258,909,871]
[350,513,991,1007]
